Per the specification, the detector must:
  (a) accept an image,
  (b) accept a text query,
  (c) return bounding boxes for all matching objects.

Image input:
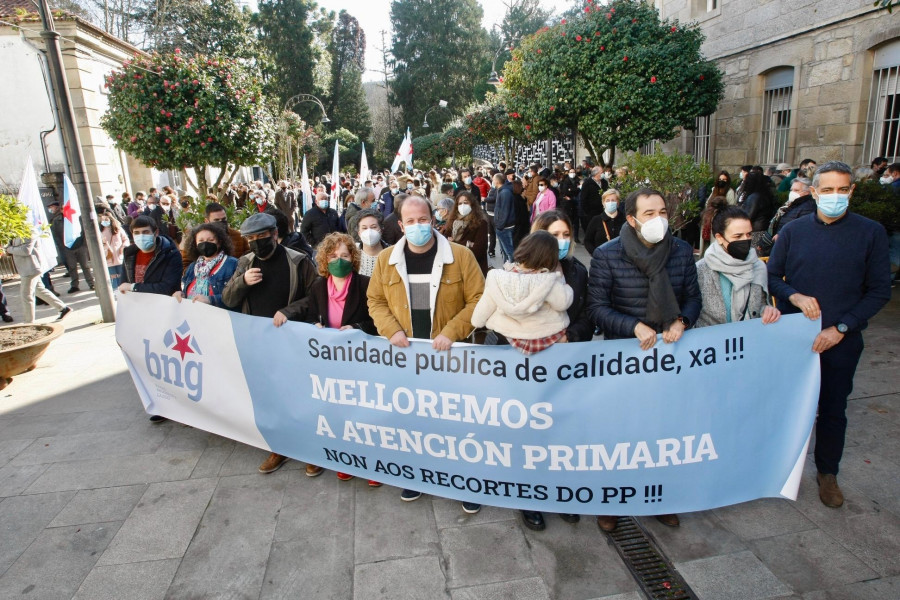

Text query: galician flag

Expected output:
[18,156,57,273]
[330,140,341,209]
[390,129,412,173]
[300,154,312,214]
[359,142,370,184]
[62,173,82,248]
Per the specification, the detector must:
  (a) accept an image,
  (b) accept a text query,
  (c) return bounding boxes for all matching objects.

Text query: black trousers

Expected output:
[64,245,94,287]
[486,213,496,254]
[815,332,864,476]
[565,200,580,239]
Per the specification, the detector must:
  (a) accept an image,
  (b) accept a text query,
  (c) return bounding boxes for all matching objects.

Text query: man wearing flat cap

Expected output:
[222,212,320,474]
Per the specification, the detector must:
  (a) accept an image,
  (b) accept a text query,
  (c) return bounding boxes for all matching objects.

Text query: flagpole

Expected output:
[37,0,115,321]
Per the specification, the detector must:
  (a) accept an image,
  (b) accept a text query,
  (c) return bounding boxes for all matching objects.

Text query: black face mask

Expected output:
[249,236,276,259]
[725,239,752,261]
[197,242,219,258]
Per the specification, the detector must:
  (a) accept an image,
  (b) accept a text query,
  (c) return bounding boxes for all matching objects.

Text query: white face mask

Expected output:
[634,215,668,244]
[879,175,893,185]
[359,228,382,246]
[787,191,801,203]
[457,204,472,217]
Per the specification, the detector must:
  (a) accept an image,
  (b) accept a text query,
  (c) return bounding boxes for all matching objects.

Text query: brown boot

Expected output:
[817,472,844,508]
[596,515,619,532]
[258,453,288,474]
[655,513,680,527]
[305,464,324,477]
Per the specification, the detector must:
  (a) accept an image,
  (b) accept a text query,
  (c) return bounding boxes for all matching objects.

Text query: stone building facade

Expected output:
[655,0,900,173]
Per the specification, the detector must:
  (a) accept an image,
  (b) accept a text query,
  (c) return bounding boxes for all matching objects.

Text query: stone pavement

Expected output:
[0,262,898,600]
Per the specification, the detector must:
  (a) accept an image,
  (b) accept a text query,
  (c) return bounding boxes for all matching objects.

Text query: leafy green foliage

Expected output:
[617,149,712,232]
[850,180,900,231]
[174,193,256,232]
[409,133,448,168]
[148,0,257,60]
[101,51,276,195]
[503,0,723,165]
[389,0,489,134]
[0,195,32,247]
[320,127,360,170]
[875,0,900,13]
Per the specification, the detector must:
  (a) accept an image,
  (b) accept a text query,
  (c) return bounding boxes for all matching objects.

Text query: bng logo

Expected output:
[144,320,203,401]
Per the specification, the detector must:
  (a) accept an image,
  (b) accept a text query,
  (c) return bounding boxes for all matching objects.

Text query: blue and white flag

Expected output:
[117,293,821,515]
[62,173,82,248]
[17,156,57,273]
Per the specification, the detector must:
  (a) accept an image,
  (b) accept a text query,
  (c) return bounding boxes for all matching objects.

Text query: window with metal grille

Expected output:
[864,39,900,164]
[692,115,711,164]
[760,68,794,165]
[638,140,657,155]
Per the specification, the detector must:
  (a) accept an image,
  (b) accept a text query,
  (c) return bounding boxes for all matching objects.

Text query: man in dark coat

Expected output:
[578,166,608,234]
[587,188,701,532]
[300,192,342,248]
[274,181,298,231]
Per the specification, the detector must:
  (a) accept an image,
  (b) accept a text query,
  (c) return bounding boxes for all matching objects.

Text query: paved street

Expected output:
[0,260,898,600]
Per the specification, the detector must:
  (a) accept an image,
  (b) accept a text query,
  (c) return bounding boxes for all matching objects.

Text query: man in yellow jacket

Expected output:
[367,193,485,511]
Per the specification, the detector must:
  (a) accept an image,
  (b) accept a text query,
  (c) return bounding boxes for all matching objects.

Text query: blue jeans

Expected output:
[496,227,515,263]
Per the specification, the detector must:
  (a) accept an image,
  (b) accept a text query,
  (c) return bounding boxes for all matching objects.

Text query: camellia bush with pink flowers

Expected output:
[503,0,723,166]
[101,51,276,194]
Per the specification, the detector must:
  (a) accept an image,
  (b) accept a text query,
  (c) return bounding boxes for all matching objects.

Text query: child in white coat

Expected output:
[471,230,573,355]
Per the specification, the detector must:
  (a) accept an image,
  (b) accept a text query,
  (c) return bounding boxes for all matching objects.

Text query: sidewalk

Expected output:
[0,265,897,600]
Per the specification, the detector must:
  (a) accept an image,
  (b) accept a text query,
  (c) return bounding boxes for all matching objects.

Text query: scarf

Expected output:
[451,215,470,241]
[191,251,225,299]
[767,194,808,234]
[327,273,352,329]
[703,241,768,321]
[619,224,681,329]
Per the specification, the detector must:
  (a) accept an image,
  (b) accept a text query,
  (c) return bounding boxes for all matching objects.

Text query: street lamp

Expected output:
[423,100,449,128]
[487,38,516,87]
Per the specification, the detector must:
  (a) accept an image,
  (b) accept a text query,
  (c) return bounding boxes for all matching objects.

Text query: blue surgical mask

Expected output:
[404,223,433,247]
[816,193,849,218]
[604,201,618,214]
[318,200,330,209]
[558,238,570,260]
[134,233,155,252]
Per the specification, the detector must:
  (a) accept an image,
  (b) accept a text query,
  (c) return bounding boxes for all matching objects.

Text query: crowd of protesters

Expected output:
[3,157,893,535]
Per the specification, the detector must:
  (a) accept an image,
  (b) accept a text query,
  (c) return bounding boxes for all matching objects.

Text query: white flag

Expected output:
[300,154,312,214]
[390,131,410,173]
[405,127,413,172]
[330,140,341,210]
[359,142,370,184]
[18,156,57,273]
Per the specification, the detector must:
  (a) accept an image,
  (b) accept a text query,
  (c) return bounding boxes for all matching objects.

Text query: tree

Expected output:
[389,0,490,136]
[326,11,371,141]
[503,0,723,166]
[254,0,325,117]
[101,51,277,195]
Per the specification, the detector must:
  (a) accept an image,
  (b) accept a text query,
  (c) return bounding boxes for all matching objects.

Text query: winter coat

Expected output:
[559,256,594,342]
[584,211,626,255]
[291,273,376,334]
[530,188,557,222]
[367,231,485,342]
[181,255,239,309]
[447,216,489,275]
[5,238,43,277]
[579,177,605,221]
[122,234,183,296]
[101,226,130,267]
[743,192,774,231]
[300,205,342,247]
[587,235,702,339]
[559,176,580,202]
[694,259,768,328]
[471,268,572,339]
[772,195,816,236]
[275,189,297,217]
[494,182,516,230]
[222,246,319,315]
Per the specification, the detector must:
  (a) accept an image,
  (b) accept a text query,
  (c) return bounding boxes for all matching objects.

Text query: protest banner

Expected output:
[116,292,821,515]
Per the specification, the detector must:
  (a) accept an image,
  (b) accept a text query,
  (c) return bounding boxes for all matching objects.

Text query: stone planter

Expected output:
[0,323,64,390]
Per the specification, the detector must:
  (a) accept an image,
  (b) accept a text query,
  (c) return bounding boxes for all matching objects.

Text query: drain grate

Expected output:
[605,517,696,599]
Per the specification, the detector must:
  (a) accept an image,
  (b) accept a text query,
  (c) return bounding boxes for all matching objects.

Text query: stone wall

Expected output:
[656,0,900,174]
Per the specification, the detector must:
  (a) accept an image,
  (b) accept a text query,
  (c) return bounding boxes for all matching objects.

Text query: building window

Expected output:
[691,0,720,18]
[692,115,711,164]
[760,67,794,165]
[864,39,900,163]
[638,140,657,155]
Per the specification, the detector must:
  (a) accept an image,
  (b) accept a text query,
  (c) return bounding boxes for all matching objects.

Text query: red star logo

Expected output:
[62,201,76,222]
[171,333,195,361]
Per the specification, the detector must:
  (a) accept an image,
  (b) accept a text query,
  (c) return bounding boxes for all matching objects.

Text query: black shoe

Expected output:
[462,502,481,514]
[400,489,422,502]
[67,287,80,294]
[521,510,545,531]
[1,314,13,323]
[148,415,168,423]
[88,284,95,290]
[488,252,495,258]
[56,307,72,321]
[36,298,49,306]
[559,513,580,524]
